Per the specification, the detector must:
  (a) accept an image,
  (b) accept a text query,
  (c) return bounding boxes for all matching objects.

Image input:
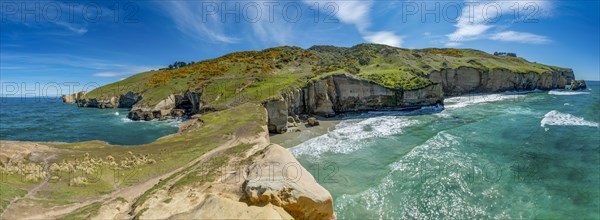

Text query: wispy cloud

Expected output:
[0,1,96,35]
[303,0,403,47]
[445,1,554,46]
[490,31,551,44]
[1,52,159,78]
[157,2,239,44]
[332,1,372,32]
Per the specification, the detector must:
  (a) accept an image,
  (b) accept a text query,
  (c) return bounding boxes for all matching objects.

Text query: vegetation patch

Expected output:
[57,202,102,220]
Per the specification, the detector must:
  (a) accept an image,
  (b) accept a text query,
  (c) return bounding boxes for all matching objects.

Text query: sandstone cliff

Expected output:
[267,74,443,133]
[66,67,584,134]
[427,67,578,96]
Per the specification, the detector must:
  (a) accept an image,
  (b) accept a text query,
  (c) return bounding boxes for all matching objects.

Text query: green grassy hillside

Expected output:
[85,44,570,109]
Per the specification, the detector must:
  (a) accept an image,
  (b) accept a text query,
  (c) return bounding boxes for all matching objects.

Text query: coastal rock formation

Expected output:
[170,194,293,219]
[266,100,289,133]
[178,115,204,133]
[118,91,142,108]
[61,91,86,104]
[266,74,443,133]
[127,91,201,121]
[300,74,443,114]
[572,80,587,90]
[428,67,577,96]
[243,144,335,220]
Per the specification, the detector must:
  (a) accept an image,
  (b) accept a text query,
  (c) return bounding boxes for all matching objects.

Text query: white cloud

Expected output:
[363,31,404,47]
[447,23,492,42]
[93,72,120,77]
[250,10,293,45]
[158,2,239,44]
[445,1,555,46]
[445,42,462,47]
[303,0,402,47]
[331,1,372,32]
[490,31,551,44]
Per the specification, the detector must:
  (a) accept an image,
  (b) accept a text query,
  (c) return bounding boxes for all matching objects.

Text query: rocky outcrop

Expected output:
[61,91,86,104]
[171,194,293,219]
[118,91,141,108]
[127,91,201,121]
[266,100,289,133]
[301,74,443,114]
[428,67,577,96]
[266,74,443,133]
[243,144,335,220]
[178,115,204,133]
[72,90,201,121]
[572,80,587,90]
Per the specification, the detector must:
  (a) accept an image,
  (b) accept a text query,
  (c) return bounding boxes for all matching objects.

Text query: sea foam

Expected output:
[289,116,418,159]
[444,93,526,109]
[548,90,591,96]
[540,110,599,128]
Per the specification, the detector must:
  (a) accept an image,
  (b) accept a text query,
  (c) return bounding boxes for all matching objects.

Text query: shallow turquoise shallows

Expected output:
[0,97,179,145]
[291,81,600,219]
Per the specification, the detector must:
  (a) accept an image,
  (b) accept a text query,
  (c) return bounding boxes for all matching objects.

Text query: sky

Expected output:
[1,0,599,96]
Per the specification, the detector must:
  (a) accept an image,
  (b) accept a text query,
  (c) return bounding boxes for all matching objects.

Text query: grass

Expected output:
[0,103,267,217]
[169,142,256,191]
[56,202,102,220]
[0,181,29,213]
[81,44,571,109]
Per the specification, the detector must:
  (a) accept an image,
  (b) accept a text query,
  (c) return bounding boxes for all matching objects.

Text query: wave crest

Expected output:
[290,116,418,159]
[548,90,591,96]
[540,110,599,128]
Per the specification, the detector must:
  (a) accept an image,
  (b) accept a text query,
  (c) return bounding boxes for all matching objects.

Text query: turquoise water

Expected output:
[1,84,598,218]
[0,97,179,145]
[291,82,600,219]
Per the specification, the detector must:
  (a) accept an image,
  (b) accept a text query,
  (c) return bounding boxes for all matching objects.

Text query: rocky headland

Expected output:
[62,44,586,134]
[9,44,586,219]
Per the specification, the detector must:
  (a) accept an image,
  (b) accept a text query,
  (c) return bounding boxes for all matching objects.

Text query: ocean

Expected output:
[1,82,598,218]
[291,81,600,219]
[0,97,179,145]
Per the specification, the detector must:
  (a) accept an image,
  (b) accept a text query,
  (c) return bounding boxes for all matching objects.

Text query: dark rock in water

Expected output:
[119,92,141,108]
[307,117,320,126]
[573,80,587,90]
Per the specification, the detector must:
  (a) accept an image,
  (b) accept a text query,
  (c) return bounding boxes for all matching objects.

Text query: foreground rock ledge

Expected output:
[243,144,336,220]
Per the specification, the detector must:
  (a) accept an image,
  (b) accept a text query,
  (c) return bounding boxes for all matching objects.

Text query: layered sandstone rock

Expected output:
[243,144,336,220]
[127,91,201,121]
[266,74,443,133]
[428,67,576,96]
[171,194,293,219]
[266,100,289,133]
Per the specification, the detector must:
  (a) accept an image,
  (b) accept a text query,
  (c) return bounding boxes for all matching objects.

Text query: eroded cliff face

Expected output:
[126,91,202,121]
[67,67,584,126]
[69,91,201,121]
[428,67,577,96]
[267,74,443,133]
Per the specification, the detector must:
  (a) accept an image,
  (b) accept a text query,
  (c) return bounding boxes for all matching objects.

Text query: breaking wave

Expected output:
[289,116,418,159]
[548,90,591,96]
[444,93,527,109]
[540,110,599,128]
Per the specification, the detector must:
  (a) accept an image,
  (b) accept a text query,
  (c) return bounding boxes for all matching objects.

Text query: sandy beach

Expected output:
[269,117,342,148]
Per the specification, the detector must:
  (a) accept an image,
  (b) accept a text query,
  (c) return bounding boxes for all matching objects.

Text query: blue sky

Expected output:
[1,0,599,95]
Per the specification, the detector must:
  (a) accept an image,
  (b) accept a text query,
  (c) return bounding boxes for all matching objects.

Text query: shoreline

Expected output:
[269,117,342,148]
